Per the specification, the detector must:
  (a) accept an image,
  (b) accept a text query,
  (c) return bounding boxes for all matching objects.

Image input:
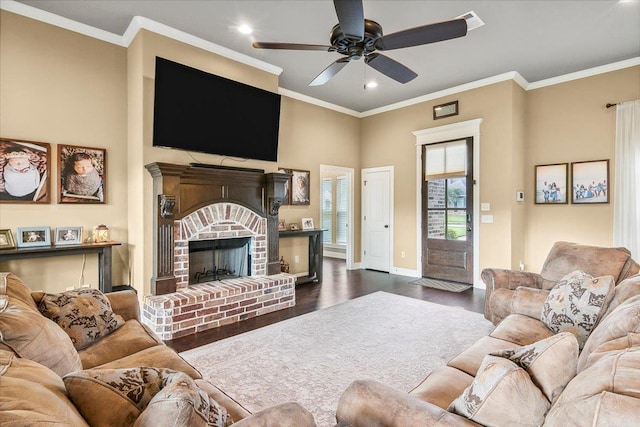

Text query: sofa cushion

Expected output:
[601,273,640,320]
[79,320,163,369]
[92,344,203,380]
[489,313,554,346]
[409,366,474,410]
[544,391,640,427]
[578,294,640,372]
[0,349,88,427]
[545,347,640,425]
[448,335,522,377]
[584,332,640,369]
[33,288,125,350]
[0,272,38,310]
[63,367,228,427]
[540,270,614,349]
[449,355,549,426]
[490,332,578,403]
[0,295,82,377]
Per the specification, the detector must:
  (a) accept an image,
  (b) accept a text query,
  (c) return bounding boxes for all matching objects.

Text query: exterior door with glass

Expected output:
[422,138,473,283]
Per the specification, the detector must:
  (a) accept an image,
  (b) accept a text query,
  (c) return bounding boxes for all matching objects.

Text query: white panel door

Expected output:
[362,167,392,272]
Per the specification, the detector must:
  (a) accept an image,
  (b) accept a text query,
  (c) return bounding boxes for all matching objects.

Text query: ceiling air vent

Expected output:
[456,11,485,31]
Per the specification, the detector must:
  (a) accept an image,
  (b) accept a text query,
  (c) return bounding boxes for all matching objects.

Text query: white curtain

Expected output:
[613,99,640,260]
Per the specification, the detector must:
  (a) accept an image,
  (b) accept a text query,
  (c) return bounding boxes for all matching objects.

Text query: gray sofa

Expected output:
[336,252,640,426]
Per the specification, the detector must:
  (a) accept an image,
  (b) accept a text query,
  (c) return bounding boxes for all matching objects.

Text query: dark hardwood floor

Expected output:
[166,257,486,353]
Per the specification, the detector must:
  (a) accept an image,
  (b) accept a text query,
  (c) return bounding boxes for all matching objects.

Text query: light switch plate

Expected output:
[481,203,490,211]
[516,191,524,202]
[481,215,494,223]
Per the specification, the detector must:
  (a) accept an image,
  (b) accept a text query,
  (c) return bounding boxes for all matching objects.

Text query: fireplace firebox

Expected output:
[189,237,251,284]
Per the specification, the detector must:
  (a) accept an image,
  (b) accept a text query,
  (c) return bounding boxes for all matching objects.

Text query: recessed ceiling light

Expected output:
[365,81,378,89]
[238,24,253,35]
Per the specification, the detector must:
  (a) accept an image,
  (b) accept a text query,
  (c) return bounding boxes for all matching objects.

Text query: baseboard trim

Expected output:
[391,267,421,278]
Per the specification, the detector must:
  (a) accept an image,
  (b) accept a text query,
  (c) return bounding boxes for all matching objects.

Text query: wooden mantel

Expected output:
[145,162,289,295]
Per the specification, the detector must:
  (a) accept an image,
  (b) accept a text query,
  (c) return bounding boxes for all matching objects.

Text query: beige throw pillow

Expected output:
[449,355,549,426]
[540,270,614,348]
[64,367,228,427]
[33,288,124,350]
[490,332,578,403]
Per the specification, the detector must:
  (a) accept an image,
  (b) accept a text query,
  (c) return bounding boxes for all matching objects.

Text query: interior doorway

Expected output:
[361,166,393,272]
[319,165,355,270]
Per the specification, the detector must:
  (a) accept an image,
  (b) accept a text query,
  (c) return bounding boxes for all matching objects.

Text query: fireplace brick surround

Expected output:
[142,163,292,338]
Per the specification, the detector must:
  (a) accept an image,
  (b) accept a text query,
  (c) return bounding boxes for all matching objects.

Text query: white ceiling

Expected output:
[11,0,640,113]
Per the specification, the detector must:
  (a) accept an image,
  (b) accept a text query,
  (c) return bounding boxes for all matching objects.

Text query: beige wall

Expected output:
[524,67,640,271]
[0,11,129,292]
[2,10,637,293]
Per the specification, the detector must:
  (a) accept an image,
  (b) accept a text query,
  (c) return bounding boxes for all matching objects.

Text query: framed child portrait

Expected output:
[16,226,51,248]
[291,169,310,205]
[0,138,51,204]
[571,159,609,204]
[54,226,83,245]
[534,163,568,204]
[0,229,16,250]
[58,144,106,204]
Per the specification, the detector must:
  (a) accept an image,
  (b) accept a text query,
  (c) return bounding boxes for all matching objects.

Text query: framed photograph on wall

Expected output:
[291,169,310,205]
[277,168,292,205]
[534,163,568,204]
[571,159,609,204]
[58,144,106,204]
[16,226,51,248]
[0,138,51,204]
[54,226,83,245]
[0,229,16,250]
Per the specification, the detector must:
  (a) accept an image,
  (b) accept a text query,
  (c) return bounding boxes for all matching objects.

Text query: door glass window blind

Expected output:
[424,139,467,180]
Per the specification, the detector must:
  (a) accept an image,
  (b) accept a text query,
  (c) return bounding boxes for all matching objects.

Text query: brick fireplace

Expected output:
[141,163,293,339]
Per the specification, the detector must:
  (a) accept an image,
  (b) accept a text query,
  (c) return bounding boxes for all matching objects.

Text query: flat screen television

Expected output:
[152,57,281,162]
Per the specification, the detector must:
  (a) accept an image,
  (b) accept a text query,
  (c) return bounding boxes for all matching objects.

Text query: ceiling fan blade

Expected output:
[252,41,334,51]
[365,53,417,84]
[333,0,364,41]
[375,18,467,51]
[309,58,350,86]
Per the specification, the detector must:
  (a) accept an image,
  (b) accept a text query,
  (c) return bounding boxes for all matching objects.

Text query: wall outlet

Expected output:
[519,260,525,271]
[81,284,91,288]
[401,251,406,258]
[294,255,300,263]
[65,286,75,291]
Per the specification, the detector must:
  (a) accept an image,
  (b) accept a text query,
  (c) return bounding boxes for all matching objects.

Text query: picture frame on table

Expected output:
[302,217,314,230]
[278,218,287,231]
[571,159,609,204]
[54,226,83,245]
[0,229,16,250]
[277,168,292,205]
[534,163,568,204]
[58,144,106,204]
[289,223,299,231]
[16,226,51,248]
[291,169,310,205]
[0,137,51,204]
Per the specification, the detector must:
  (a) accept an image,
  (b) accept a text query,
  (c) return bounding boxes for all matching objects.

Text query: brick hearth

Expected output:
[142,274,295,340]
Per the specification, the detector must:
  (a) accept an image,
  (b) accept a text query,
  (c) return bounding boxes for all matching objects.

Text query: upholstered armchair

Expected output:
[482,241,640,324]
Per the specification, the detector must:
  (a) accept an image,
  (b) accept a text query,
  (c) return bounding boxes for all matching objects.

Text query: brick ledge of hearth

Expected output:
[141,273,296,340]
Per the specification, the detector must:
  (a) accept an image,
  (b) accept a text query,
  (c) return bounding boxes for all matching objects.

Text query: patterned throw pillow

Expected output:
[63,367,228,427]
[449,355,549,426]
[491,332,578,403]
[540,270,614,349]
[33,288,125,350]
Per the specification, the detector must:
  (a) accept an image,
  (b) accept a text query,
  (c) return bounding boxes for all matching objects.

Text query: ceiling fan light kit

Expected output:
[253,0,471,86]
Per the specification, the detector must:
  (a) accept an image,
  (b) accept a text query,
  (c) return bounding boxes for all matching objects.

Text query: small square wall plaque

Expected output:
[433,100,458,120]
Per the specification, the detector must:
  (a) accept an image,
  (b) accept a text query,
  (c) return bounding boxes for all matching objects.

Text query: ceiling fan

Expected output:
[252,0,468,86]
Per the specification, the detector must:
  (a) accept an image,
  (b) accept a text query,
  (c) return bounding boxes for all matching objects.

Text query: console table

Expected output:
[0,242,121,293]
[279,229,325,285]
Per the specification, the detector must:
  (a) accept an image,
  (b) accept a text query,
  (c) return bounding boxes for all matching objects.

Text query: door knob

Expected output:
[384,225,389,228]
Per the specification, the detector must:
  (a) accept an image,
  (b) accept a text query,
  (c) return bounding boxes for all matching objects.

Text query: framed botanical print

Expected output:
[571,159,609,204]
[0,138,51,204]
[58,144,106,203]
[291,169,310,205]
[534,163,568,204]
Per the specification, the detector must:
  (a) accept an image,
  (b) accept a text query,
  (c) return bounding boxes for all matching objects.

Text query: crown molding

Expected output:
[2,0,637,117]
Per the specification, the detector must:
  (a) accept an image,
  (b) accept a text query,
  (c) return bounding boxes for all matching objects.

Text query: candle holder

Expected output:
[93,224,110,243]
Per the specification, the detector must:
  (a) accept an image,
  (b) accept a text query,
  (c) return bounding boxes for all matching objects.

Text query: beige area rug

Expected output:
[409,277,472,292]
[181,291,494,427]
